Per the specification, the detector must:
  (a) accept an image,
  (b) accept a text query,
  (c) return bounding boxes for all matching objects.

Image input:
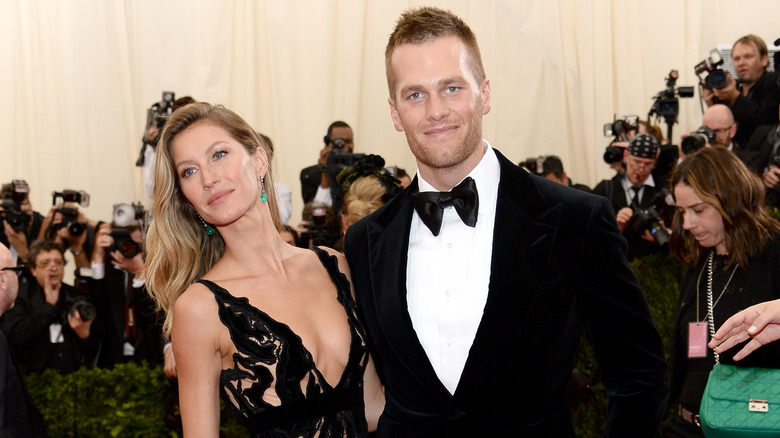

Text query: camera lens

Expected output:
[68,221,86,237]
[603,146,624,164]
[681,134,708,155]
[707,70,728,90]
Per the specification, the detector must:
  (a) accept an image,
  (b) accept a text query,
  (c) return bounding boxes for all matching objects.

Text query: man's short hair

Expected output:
[542,156,565,179]
[27,239,65,268]
[327,121,351,139]
[733,34,769,71]
[385,7,485,99]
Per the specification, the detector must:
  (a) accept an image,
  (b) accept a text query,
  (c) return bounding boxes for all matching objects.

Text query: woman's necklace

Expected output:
[696,250,739,363]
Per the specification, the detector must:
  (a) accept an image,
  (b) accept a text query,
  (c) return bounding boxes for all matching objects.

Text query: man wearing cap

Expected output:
[593,133,671,260]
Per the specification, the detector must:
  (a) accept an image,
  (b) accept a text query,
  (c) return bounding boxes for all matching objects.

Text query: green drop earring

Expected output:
[260,176,268,203]
[197,213,215,236]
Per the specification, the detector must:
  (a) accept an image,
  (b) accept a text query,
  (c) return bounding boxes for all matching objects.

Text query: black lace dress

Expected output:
[196,247,370,437]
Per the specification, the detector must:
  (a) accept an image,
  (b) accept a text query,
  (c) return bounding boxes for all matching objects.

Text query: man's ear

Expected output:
[480,79,492,116]
[388,97,404,132]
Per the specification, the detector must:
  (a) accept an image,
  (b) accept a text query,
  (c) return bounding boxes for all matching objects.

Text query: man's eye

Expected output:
[409,92,422,100]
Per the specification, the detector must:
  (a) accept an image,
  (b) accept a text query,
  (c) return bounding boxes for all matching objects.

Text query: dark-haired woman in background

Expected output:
[663,146,780,437]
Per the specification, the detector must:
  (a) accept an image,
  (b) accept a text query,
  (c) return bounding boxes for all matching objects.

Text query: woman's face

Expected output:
[171,122,265,227]
[674,182,727,254]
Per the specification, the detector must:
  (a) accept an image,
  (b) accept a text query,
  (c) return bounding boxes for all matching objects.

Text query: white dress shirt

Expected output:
[407,141,499,394]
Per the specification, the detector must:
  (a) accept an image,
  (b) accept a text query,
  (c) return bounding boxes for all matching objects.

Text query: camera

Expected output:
[52,190,90,208]
[601,116,639,164]
[523,156,546,175]
[298,203,338,248]
[53,206,87,237]
[0,198,30,233]
[9,179,29,205]
[108,228,143,259]
[680,126,716,155]
[630,205,670,247]
[112,202,145,227]
[146,91,176,133]
[66,267,97,321]
[629,188,673,247]
[695,49,728,90]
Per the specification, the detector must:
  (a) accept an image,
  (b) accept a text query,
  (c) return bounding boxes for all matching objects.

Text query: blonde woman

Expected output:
[145,102,383,437]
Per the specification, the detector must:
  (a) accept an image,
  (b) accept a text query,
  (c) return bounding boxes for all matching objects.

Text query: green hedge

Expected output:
[24,252,689,437]
[25,363,244,438]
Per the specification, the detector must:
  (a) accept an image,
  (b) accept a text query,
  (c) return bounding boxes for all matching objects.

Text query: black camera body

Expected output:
[65,267,97,321]
[523,156,546,175]
[628,188,673,247]
[298,203,338,248]
[146,91,176,133]
[109,228,143,259]
[680,126,716,155]
[630,205,670,247]
[601,116,639,164]
[53,206,87,237]
[0,198,30,233]
[695,49,728,90]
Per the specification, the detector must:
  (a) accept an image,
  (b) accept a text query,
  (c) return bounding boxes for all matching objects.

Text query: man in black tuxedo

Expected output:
[0,243,47,437]
[344,6,668,437]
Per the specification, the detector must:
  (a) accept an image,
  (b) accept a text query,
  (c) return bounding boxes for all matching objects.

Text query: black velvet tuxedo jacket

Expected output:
[344,149,669,437]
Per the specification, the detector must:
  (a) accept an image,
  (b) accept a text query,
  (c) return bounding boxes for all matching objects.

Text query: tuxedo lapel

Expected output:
[364,181,452,399]
[454,151,563,397]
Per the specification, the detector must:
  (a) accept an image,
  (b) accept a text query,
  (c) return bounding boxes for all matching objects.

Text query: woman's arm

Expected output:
[171,285,224,437]
[363,354,385,432]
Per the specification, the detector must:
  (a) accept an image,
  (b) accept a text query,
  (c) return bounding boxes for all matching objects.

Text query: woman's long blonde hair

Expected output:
[145,102,281,337]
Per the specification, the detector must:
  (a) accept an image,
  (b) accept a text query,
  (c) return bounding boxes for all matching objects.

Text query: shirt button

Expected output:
[444,290,451,297]
[447,242,453,248]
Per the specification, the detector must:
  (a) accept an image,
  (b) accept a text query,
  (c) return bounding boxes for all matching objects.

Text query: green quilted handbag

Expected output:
[699,364,780,437]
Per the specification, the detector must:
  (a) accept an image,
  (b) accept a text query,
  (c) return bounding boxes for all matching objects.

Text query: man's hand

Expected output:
[763,167,780,189]
[711,73,741,104]
[92,223,112,265]
[318,143,334,168]
[111,249,145,278]
[43,275,62,306]
[3,221,29,261]
[616,207,633,231]
[701,86,716,107]
[67,309,94,340]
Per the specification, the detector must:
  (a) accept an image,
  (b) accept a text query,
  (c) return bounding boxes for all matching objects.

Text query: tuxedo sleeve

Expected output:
[576,195,669,437]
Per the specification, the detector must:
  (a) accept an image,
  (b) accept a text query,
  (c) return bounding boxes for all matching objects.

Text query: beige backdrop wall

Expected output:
[2,0,779,229]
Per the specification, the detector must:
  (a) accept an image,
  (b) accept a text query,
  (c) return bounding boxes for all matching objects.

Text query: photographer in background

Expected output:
[4,240,98,374]
[136,93,196,199]
[39,190,96,270]
[702,35,779,148]
[299,121,355,214]
[747,100,780,206]
[0,180,44,266]
[538,155,591,192]
[90,206,164,368]
[593,134,672,260]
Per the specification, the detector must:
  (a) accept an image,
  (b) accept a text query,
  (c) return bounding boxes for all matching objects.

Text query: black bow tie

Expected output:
[411,177,479,236]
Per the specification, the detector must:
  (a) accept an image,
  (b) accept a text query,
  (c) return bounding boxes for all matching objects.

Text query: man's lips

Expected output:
[424,125,457,136]
[208,190,231,205]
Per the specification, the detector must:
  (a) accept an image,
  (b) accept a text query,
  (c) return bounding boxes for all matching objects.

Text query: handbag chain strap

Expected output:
[705,250,739,365]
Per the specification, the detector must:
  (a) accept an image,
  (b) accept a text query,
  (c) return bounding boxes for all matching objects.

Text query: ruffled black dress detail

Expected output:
[196,247,369,437]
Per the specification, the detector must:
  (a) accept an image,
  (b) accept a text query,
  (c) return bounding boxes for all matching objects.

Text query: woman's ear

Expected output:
[255,146,269,178]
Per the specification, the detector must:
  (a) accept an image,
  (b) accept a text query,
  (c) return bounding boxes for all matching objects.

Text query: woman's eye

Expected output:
[180,167,196,178]
[213,150,227,160]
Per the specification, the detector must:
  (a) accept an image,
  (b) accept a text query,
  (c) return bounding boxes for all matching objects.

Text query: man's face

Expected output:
[30,249,64,288]
[388,35,491,182]
[702,111,736,148]
[732,41,767,85]
[328,126,354,153]
[0,246,18,310]
[624,154,656,187]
